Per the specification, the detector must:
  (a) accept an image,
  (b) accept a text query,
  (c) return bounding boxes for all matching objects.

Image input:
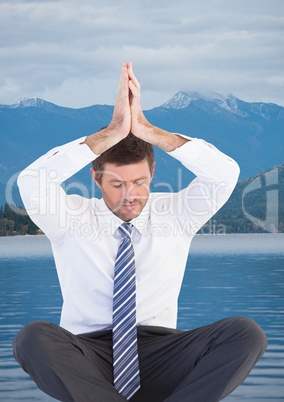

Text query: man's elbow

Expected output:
[220,160,240,199]
[232,160,240,186]
[17,168,39,208]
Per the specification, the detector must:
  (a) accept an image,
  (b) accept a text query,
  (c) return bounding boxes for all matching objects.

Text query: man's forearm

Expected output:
[134,124,190,152]
[83,127,126,155]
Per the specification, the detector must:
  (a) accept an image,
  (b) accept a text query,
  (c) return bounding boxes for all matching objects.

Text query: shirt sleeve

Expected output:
[166,134,240,236]
[17,137,98,242]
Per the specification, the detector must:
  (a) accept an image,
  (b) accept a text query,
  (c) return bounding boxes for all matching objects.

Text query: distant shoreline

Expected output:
[1,233,283,258]
[0,232,282,238]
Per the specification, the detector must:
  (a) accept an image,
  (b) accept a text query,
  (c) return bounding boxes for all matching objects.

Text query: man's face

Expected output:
[91,160,155,222]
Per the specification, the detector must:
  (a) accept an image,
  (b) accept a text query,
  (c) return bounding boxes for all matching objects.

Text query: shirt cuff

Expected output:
[167,134,205,163]
[65,137,99,169]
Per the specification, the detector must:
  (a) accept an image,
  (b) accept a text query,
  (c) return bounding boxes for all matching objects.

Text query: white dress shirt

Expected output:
[18,134,240,335]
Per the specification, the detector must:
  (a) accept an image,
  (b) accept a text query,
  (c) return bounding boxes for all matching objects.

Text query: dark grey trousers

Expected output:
[13,316,267,402]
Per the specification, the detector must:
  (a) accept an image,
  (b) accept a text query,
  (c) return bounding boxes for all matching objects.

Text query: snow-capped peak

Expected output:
[13,97,47,108]
[160,91,190,109]
[161,91,227,109]
[161,91,248,117]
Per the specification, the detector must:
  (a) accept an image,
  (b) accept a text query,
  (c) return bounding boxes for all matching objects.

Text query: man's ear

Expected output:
[90,168,102,189]
[150,162,156,181]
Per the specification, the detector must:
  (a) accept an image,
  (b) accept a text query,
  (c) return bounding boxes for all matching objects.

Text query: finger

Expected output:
[129,81,141,112]
[119,63,128,84]
[128,63,140,90]
[117,64,129,98]
[129,80,140,98]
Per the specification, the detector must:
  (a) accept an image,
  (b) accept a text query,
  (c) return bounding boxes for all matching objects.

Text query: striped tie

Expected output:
[112,223,141,400]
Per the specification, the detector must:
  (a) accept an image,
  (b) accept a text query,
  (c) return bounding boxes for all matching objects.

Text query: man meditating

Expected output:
[13,62,267,401]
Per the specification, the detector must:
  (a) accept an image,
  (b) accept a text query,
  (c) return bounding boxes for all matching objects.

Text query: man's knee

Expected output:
[13,321,53,366]
[225,316,267,358]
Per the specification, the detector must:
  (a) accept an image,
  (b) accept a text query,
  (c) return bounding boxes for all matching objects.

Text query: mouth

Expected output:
[122,203,138,209]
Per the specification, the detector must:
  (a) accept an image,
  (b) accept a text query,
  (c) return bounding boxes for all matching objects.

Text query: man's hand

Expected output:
[84,62,131,155]
[84,62,189,155]
[128,63,152,141]
[128,64,189,152]
[108,62,131,137]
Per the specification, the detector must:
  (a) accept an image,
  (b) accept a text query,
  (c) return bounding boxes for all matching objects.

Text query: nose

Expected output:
[124,184,137,202]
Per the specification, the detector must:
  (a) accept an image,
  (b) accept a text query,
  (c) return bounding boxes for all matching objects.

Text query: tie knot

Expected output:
[118,223,133,240]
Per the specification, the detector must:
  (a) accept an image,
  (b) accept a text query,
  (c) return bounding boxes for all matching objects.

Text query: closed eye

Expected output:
[134,180,145,186]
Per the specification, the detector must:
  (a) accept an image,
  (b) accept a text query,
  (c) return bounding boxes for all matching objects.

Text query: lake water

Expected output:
[0,234,283,402]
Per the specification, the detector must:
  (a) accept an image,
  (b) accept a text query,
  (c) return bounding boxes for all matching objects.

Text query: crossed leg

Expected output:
[13,317,267,402]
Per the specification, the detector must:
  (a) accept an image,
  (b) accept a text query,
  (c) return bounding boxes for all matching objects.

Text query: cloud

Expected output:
[0,0,283,108]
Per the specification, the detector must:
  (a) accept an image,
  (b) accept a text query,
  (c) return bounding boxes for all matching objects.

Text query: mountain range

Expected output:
[0,91,283,209]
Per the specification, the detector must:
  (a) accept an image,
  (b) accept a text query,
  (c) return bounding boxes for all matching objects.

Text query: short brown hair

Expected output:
[92,133,154,182]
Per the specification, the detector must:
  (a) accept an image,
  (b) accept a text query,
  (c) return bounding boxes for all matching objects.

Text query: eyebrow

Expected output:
[108,176,148,183]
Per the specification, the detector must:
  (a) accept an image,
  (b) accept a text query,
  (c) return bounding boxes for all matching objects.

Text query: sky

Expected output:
[0,0,284,110]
